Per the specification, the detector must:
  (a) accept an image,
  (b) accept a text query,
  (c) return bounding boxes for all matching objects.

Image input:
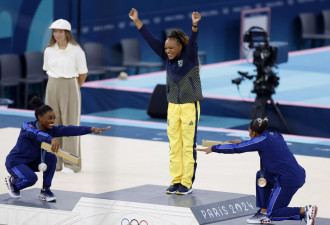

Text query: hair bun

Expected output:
[250,117,269,134]
[28,96,44,110]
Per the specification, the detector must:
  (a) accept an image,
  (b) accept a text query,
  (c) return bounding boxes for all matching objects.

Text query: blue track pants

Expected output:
[6,152,57,190]
[256,170,302,221]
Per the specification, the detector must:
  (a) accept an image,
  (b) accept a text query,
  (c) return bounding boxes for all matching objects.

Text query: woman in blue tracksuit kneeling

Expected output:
[5,97,110,202]
[196,118,317,225]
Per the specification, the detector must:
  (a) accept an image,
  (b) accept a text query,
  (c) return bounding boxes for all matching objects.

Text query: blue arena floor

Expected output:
[79,46,330,138]
[1,109,330,159]
[1,47,330,158]
[1,46,330,225]
[83,46,330,107]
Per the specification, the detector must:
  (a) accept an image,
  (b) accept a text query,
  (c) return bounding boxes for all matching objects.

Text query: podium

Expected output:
[0,185,329,224]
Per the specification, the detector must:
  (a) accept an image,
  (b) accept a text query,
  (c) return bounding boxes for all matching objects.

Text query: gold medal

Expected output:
[258,178,267,187]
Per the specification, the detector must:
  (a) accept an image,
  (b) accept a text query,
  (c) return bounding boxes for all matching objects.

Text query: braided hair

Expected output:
[168,30,189,49]
[29,96,53,120]
[168,29,201,69]
[249,117,269,134]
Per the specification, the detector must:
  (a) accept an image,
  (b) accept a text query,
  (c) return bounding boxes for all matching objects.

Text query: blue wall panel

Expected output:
[0,0,53,54]
[68,0,329,67]
[1,0,329,62]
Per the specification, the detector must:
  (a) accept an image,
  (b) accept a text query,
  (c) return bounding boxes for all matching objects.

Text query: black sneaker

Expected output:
[39,188,56,202]
[166,183,181,194]
[5,176,20,198]
[176,184,193,195]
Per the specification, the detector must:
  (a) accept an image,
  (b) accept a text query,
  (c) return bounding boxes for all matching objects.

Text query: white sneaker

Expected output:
[61,167,75,174]
[39,188,56,202]
[247,211,273,224]
[5,176,20,198]
[304,205,318,225]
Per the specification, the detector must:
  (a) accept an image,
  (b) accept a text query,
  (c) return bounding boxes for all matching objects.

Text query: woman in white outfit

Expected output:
[43,19,88,173]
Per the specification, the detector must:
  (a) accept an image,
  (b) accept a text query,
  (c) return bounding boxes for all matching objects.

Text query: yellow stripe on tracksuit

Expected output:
[167,101,200,189]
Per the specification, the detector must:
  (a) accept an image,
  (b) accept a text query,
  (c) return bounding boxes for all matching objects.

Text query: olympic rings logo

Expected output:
[121,218,148,225]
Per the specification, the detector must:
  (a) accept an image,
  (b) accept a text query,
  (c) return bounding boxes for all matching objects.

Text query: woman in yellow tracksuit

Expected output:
[129,8,203,194]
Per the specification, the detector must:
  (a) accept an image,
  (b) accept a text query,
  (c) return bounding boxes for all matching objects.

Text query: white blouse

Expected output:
[43,42,88,78]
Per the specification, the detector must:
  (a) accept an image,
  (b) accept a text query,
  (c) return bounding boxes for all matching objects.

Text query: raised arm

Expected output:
[129,8,166,60]
[129,8,143,30]
[187,12,201,60]
[192,11,201,33]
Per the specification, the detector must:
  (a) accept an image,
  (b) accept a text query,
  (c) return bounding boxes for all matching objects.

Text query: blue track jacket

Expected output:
[139,25,203,104]
[139,25,199,82]
[211,130,305,188]
[5,121,92,167]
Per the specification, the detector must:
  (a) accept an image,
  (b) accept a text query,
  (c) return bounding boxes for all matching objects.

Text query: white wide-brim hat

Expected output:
[49,19,71,31]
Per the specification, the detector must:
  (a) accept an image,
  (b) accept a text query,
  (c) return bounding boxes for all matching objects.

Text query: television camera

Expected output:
[232,26,292,133]
[232,26,288,95]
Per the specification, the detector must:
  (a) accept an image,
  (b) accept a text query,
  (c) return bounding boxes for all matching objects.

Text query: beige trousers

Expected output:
[45,77,82,172]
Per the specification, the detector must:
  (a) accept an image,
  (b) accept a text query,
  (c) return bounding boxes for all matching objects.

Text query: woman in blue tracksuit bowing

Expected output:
[196,118,317,225]
[5,96,110,202]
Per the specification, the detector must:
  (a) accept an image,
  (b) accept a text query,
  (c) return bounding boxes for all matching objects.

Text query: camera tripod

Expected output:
[250,93,293,134]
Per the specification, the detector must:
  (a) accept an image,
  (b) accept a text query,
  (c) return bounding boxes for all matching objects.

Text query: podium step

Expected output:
[1,185,329,225]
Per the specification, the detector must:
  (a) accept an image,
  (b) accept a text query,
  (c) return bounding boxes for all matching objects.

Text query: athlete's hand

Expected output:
[227,139,242,144]
[129,8,139,21]
[192,11,201,25]
[91,126,111,134]
[50,138,60,153]
[195,147,212,154]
